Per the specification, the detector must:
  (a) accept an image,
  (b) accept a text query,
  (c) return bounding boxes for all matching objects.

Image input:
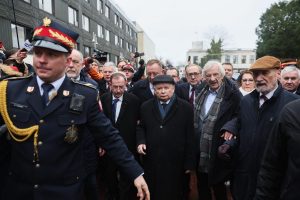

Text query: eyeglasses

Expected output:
[187,72,200,77]
[242,79,254,82]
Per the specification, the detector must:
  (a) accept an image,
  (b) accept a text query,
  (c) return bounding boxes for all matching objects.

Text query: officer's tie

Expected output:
[111,98,119,122]
[42,83,54,106]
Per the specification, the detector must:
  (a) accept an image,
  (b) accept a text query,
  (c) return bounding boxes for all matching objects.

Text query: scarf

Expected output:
[194,82,225,173]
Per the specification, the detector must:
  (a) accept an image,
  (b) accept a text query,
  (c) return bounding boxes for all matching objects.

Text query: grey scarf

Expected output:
[194,82,225,173]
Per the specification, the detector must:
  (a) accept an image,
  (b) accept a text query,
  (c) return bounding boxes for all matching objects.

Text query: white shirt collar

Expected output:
[36,75,66,95]
[112,95,123,102]
[260,84,278,100]
[160,99,171,104]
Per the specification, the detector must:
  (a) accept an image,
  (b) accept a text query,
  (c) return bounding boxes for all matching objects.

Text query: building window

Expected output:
[225,55,230,63]
[84,0,89,2]
[84,46,90,57]
[120,38,123,48]
[23,0,30,3]
[105,29,110,42]
[241,55,247,64]
[96,0,103,13]
[97,24,104,38]
[250,55,255,64]
[193,56,199,64]
[82,14,89,32]
[233,55,238,64]
[11,24,25,48]
[126,42,130,51]
[68,7,78,27]
[114,14,119,26]
[39,0,52,14]
[125,24,129,34]
[105,5,110,18]
[115,35,119,46]
[119,19,123,29]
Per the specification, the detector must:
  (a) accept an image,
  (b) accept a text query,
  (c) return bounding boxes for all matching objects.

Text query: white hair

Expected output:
[103,61,117,72]
[281,66,300,78]
[202,60,225,77]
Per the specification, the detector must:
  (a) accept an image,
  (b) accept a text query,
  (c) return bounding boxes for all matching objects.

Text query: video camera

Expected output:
[93,49,108,63]
[133,52,144,58]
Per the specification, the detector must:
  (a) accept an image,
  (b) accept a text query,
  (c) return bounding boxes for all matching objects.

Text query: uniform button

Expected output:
[71,120,74,123]
[34,184,39,189]
[76,176,79,180]
[13,114,16,118]
[160,125,163,128]
[35,164,40,168]
[39,119,44,124]
[38,141,43,146]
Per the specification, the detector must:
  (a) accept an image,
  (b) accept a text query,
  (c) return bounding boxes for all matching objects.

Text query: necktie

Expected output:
[189,86,195,104]
[260,95,268,107]
[41,83,54,106]
[111,98,119,122]
[161,103,168,111]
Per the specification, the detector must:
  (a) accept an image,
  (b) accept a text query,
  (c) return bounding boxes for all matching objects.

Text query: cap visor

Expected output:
[33,40,68,53]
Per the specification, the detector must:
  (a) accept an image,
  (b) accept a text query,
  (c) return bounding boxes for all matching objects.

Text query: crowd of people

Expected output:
[0,17,300,200]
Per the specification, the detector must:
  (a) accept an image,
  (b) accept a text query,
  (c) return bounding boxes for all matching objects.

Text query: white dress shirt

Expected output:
[112,95,123,122]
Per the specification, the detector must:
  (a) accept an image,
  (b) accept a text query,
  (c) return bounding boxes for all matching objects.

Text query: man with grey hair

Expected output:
[280,65,300,95]
[194,60,241,200]
[222,56,299,200]
[98,61,117,95]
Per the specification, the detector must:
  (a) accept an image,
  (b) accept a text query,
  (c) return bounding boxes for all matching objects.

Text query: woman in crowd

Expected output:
[238,70,255,96]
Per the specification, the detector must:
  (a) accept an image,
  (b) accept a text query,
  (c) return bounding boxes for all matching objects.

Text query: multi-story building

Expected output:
[133,21,156,62]
[0,0,138,63]
[186,41,256,71]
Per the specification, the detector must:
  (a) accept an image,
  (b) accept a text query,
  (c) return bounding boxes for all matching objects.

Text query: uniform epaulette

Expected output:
[5,73,33,81]
[72,79,97,90]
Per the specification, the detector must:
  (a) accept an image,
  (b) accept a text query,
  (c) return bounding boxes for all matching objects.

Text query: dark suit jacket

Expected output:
[129,79,153,104]
[101,92,140,154]
[176,82,202,102]
[0,75,142,200]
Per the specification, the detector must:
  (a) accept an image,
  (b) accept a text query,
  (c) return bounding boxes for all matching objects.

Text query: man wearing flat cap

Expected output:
[121,64,135,89]
[136,75,196,200]
[0,17,149,200]
[222,55,299,200]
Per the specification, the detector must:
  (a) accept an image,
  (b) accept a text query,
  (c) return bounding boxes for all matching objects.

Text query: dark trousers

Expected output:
[197,172,227,200]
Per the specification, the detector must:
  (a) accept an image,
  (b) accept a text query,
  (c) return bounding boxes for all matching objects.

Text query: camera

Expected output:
[133,52,144,58]
[93,49,108,63]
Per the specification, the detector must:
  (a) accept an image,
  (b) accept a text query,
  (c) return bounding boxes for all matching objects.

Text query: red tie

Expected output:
[189,87,195,105]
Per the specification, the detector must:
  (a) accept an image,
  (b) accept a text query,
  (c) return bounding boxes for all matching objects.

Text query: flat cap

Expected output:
[250,56,281,71]
[152,75,175,85]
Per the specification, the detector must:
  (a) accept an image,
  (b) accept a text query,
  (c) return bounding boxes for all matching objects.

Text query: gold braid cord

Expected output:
[0,80,40,161]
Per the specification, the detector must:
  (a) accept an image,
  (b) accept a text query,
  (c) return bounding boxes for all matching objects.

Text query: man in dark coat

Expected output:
[136,75,196,200]
[0,17,149,200]
[255,99,300,199]
[194,60,241,200]
[129,59,164,104]
[177,64,202,105]
[223,56,299,200]
[100,72,140,200]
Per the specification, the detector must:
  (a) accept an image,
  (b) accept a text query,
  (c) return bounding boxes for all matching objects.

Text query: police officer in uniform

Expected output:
[0,17,150,200]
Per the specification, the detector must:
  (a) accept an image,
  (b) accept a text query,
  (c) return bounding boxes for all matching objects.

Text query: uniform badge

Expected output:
[43,17,51,26]
[27,86,34,93]
[63,90,70,96]
[64,124,78,144]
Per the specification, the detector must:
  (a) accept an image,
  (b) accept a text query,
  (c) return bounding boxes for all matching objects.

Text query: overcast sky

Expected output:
[114,0,281,65]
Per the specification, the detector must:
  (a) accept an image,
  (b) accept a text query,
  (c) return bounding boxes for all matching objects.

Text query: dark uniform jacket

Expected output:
[0,75,142,200]
[223,85,299,200]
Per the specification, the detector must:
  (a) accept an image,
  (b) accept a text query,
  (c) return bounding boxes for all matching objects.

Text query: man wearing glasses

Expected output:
[177,64,202,105]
